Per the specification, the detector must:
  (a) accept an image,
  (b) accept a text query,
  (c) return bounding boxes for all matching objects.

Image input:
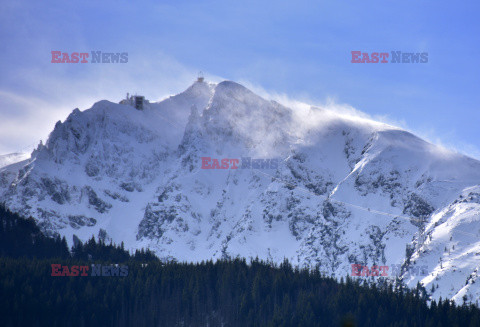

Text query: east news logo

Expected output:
[201,157,279,169]
[51,51,128,63]
[351,264,428,277]
[351,51,428,63]
[51,264,128,276]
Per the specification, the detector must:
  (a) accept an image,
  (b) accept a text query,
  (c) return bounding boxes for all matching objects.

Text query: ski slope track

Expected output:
[2,80,480,305]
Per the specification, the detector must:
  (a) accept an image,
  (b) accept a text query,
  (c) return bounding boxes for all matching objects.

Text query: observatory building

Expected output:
[119,93,146,110]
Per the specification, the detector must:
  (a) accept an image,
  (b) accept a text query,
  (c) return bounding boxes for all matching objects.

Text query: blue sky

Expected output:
[1,0,479,158]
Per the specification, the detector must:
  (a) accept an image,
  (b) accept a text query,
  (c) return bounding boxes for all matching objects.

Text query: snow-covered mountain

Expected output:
[1,79,480,305]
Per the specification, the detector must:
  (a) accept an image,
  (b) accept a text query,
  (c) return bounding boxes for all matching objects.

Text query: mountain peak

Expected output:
[216,80,247,90]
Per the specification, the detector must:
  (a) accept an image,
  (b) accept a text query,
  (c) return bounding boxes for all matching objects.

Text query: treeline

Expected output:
[0,204,157,262]
[0,205,69,258]
[1,205,480,326]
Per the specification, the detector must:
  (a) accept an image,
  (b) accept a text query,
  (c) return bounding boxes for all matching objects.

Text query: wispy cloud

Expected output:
[0,51,200,154]
[236,79,480,160]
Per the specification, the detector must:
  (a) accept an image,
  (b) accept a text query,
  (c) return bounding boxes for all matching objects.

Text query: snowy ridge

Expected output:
[1,80,480,305]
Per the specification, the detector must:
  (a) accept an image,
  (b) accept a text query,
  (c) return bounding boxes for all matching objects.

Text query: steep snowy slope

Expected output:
[1,79,480,305]
[403,185,480,305]
[0,153,31,193]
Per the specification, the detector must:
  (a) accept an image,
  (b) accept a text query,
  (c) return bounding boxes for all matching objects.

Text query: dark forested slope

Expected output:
[1,205,479,327]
